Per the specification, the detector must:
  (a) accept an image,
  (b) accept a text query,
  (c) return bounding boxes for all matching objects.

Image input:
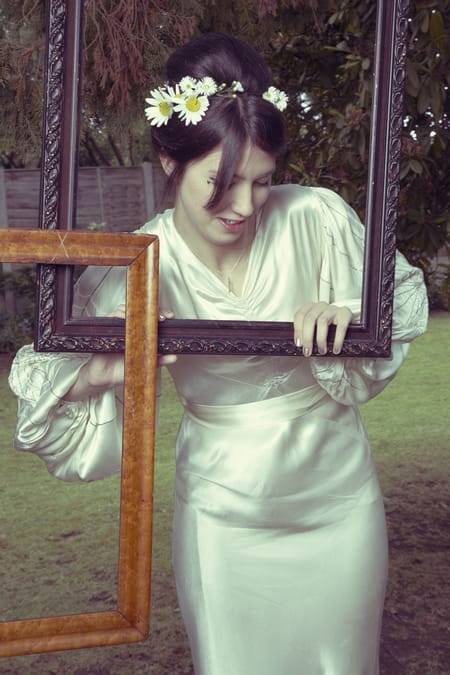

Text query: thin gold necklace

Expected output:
[196,244,250,294]
[224,246,249,293]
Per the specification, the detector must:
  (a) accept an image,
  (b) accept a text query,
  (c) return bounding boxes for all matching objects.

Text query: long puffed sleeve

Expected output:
[9,345,122,481]
[8,265,127,482]
[9,346,124,482]
[310,250,428,406]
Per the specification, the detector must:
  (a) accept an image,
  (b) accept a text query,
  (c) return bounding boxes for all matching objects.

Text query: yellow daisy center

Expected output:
[159,101,171,117]
[186,97,201,113]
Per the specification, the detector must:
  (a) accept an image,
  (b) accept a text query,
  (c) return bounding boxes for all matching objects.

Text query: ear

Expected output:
[159,154,176,177]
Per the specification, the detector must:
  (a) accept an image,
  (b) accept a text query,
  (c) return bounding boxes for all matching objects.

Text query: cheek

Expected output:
[207,187,230,215]
[182,177,212,209]
[254,188,271,210]
[204,184,216,208]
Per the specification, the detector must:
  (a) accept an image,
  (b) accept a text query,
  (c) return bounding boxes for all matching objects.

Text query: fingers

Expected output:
[109,303,126,319]
[158,309,176,366]
[332,307,353,354]
[294,302,352,357]
[110,305,174,322]
[159,309,174,321]
[87,353,125,388]
[158,354,177,367]
[109,306,176,366]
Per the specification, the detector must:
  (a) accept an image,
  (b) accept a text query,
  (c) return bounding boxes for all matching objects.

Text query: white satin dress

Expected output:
[9,185,428,674]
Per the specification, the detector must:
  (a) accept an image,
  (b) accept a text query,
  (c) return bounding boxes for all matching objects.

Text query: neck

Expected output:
[183,226,255,296]
[195,239,251,294]
[209,237,252,273]
[175,213,256,265]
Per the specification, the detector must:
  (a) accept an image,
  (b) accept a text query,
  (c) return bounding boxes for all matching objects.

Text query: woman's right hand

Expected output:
[64,306,176,401]
[63,353,124,402]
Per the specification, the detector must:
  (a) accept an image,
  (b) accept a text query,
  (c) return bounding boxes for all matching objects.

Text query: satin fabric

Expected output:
[173,495,388,675]
[9,185,428,674]
[174,388,387,674]
[8,349,123,481]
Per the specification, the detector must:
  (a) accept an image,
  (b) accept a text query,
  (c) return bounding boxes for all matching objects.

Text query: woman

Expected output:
[10,33,428,674]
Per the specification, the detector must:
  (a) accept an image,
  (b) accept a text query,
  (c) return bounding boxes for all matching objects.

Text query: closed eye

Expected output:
[207,176,272,188]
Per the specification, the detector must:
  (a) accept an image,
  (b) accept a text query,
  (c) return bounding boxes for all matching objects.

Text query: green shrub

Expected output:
[425,263,450,312]
[0,266,36,352]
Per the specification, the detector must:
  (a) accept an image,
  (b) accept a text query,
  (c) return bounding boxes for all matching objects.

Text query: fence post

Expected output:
[0,168,16,315]
[142,162,156,221]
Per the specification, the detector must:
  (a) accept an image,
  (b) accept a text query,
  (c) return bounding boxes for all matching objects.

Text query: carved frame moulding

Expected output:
[35,0,410,356]
[0,229,159,657]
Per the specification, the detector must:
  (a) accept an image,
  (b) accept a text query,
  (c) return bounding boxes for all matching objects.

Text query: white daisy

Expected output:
[174,93,210,125]
[262,86,278,104]
[198,77,218,95]
[263,86,288,111]
[144,87,173,126]
[178,76,198,93]
[274,90,289,111]
[166,83,182,100]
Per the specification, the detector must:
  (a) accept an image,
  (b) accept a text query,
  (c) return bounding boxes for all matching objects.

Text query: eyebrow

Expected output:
[206,167,275,182]
[233,170,275,181]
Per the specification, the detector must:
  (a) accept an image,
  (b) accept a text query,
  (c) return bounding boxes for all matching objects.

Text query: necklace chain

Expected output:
[225,247,248,293]
[196,245,249,294]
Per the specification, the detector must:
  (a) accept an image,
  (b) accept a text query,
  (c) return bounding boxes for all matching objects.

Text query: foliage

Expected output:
[0,0,200,167]
[0,0,448,289]
[0,0,309,167]
[424,261,450,311]
[0,313,33,352]
[397,1,450,302]
[264,0,449,305]
[0,266,36,351]
[0,0,45,167]
[265,3,375,203]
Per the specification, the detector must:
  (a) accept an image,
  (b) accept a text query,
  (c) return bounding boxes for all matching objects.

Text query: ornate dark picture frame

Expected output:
[35,0,410,356]
[0,229,159,657]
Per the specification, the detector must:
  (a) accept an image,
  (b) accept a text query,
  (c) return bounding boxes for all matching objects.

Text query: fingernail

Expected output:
[303,347,310,357]
[295,337,301,347]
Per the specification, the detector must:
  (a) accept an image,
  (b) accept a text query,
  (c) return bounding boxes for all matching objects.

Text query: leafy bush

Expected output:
[265,0,449,278]
[0,266,36,352]
[423,262,450,312]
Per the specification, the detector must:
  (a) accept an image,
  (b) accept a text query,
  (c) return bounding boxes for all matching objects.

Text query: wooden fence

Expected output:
[0,163,170,231]
[0,164,171,315]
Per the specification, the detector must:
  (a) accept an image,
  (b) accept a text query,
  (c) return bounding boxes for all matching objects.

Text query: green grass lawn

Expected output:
[0,312,448,674]
[359,311,450,675]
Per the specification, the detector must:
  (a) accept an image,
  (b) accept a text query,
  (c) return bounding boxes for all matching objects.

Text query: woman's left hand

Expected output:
[294,302,353,357]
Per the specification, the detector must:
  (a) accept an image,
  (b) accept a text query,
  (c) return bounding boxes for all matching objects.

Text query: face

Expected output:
[164,142,276,257]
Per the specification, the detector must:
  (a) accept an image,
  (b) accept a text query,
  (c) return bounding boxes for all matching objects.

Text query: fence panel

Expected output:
[0,164,170,323]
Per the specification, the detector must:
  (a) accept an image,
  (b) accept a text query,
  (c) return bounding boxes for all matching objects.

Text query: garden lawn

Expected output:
[0,311,448,674]
[359,311,449,675]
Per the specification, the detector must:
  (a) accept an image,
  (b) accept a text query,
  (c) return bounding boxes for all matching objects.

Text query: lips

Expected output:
[218,217,246,233]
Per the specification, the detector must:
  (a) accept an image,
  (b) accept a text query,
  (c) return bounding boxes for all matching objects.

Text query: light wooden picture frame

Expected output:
[0,228,159,657]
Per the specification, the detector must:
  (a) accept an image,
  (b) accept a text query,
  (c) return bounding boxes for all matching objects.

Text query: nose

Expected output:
[230,182,254,218]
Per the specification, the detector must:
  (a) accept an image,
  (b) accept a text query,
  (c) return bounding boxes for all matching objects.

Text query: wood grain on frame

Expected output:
[0,229,159,657]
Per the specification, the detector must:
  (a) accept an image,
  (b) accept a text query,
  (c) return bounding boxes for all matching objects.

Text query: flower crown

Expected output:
[144,76,288,127]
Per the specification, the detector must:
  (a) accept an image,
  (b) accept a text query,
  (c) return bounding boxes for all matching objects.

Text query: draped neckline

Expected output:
[164,210,265,299]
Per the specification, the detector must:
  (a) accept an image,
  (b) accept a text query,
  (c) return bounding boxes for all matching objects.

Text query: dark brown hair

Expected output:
[151,33,286,208]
